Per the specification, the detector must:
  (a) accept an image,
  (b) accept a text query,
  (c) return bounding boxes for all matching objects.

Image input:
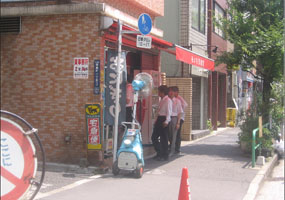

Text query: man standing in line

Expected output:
[168,86,183,156]
[126,76,134,123]
[172,86,188,154]
[151,85,172,161]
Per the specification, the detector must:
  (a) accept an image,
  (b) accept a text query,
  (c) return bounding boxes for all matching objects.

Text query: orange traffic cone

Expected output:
[178,167,191,200]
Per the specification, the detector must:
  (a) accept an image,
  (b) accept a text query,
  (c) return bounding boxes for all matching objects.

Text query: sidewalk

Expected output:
[255,159,284,200]
[177,127,279,200]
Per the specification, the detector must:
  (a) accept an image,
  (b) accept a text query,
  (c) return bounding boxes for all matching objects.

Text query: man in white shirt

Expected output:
[168,86,183,155]
[172,86,188,154]
[151,85,172,161]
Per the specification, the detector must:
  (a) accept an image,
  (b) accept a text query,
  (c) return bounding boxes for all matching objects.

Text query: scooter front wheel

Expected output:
[112,161,120,176]
[135,163,143,178]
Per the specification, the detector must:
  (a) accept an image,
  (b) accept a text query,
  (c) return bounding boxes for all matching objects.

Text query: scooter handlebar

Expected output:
[121,122,141,130]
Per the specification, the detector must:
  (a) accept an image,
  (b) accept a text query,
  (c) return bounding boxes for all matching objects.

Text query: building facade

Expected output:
[207,0,228,130]
[1,0,170,165]
[157,0,214,131]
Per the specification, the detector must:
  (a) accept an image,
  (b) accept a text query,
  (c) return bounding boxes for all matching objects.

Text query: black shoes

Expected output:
[162,156,169,161]
[153,154,161,160]
[153,154,168,161]
[174,150,181,154]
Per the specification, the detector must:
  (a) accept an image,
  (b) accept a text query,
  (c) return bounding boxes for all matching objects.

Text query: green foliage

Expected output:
[238,93,261,152]
[257,128,273,150]
[215,0,284,109]
[270,78,285,126]
[207,119,213,132]
[237,91,275,155]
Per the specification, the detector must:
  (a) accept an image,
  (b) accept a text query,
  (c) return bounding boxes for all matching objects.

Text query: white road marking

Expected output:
[34,175,102,199]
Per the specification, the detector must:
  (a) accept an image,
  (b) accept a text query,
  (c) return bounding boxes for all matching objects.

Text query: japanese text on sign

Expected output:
[136,35,152,49]
[1,137,12,167]
[88,118,100,145]
[85,104,102,149]
[94,60,100,95]
[74,58,89,79]
[104,50,126,125]
[191,56,205,67]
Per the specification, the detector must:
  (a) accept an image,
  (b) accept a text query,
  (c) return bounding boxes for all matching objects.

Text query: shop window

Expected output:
[214,2,225,38]
[192,0,205,34]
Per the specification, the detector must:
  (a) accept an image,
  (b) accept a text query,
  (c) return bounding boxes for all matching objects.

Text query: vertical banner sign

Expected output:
[85,104,102,150]
[94,60,100,95]
[74,57,89,79]
[104,49,126,125]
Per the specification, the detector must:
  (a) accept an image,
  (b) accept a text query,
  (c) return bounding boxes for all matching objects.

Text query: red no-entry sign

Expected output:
[1,118,37,200]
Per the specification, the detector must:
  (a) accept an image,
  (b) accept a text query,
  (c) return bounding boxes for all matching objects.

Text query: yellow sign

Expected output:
[85,105,100,115]
[87,144,102,150]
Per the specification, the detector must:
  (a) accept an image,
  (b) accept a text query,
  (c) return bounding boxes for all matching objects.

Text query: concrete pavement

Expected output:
[33,127,280,200]
[255,159,284,200]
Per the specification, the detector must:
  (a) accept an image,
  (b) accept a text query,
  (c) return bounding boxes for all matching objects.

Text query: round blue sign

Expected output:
[138,13,152,35]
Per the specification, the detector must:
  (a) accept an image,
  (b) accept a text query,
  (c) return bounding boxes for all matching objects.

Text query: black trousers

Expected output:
[175,119,184,152]
[151,116,169,159]
[126,107,133,122]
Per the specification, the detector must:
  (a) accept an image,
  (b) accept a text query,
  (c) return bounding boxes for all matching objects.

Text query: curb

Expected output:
[38,162,99,174]
[242,154,279,200]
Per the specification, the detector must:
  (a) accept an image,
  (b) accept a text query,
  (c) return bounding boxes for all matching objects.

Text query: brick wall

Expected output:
[210,0,228,74]
[1,14,103,164]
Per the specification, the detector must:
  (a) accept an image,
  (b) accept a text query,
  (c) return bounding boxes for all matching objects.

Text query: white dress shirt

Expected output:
[158,95,172,124]
[171,97,183,117]
[176,95,188,120]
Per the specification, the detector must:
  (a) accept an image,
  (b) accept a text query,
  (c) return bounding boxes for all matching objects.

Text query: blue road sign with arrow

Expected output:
[138,13,152,35]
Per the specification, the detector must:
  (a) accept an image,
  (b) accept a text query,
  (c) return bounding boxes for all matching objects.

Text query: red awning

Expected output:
[175,45,215,71]
[105,22,173,49]
[104,22,214,71]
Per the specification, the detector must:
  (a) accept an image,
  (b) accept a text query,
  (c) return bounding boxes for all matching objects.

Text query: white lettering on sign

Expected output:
[88,118,100,145]
[191,56,205,68]
[107,56,125,118]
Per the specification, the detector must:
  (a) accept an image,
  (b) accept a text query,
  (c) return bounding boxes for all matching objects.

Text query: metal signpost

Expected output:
[113,14,152,163]
[113,20,122,163]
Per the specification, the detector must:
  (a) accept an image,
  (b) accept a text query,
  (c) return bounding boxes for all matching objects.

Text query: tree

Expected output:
[215,0,284,118]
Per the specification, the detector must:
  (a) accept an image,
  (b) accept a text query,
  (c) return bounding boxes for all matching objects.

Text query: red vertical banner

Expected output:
[88,118,100,145]
[85,104,102,150]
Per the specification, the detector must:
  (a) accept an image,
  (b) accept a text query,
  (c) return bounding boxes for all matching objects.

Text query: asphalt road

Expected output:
[34,128,259,200]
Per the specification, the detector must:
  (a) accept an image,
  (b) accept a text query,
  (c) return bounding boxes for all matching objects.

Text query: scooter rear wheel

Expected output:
[112,161,120,176]
[135,163,143,178]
